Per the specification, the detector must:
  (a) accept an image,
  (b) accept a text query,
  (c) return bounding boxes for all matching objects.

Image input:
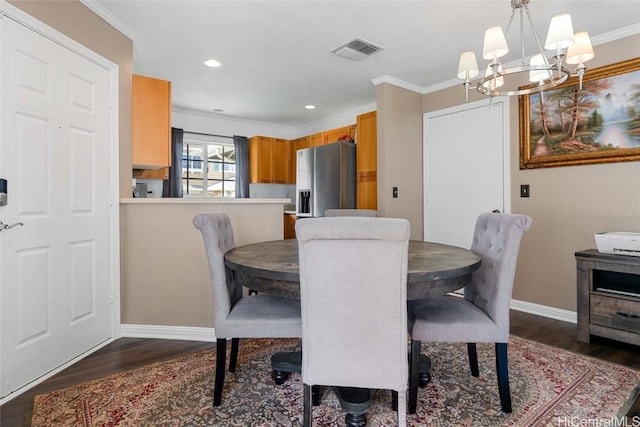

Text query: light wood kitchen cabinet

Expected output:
[132,74,171,168]
[284,213,297,239]
[323,124,356,145]
[249,136,291,184]
[356,111,377,210]
[309,133,324,147]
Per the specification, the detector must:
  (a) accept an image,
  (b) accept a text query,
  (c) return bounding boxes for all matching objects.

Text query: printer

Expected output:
[595,232,640,257]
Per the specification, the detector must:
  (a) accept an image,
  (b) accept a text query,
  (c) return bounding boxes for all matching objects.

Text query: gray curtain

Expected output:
[162,127,184,198]
[234,135,249,198]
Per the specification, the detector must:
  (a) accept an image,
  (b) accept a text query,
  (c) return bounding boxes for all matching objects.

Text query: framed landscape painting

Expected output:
[519,57,640,169]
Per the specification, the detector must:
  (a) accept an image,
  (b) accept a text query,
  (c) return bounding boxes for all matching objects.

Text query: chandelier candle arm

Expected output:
[566,31,594,90]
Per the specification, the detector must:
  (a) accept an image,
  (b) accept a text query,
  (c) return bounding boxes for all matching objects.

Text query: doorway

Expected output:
[423,99,510,248]
[0,7,119,400]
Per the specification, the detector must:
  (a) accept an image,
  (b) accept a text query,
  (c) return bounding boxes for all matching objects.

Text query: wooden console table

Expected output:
[576,249,640,346]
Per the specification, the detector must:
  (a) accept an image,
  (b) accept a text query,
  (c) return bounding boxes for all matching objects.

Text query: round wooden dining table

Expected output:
[224,238,480,426]
[224,239,481,299]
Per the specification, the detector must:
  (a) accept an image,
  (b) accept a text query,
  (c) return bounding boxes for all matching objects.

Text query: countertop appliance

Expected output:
[296,141,356,218]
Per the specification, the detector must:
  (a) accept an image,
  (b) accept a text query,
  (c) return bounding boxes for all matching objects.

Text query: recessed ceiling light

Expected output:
[305,105,316,110]
[204,59,221,68]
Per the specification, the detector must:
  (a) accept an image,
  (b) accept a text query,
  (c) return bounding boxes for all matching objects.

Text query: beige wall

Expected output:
[376,84,424,240]
[377,33,640,313]
[120,202,285,327]
[9,0,134,199]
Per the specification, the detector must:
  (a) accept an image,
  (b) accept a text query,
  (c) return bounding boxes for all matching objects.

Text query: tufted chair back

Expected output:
[193,212,240,330]
[464,212,532,341]
[297,216,410,427]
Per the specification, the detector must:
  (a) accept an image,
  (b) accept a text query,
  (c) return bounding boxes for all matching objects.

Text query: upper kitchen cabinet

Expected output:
[249,136,291,184]
[323,124,356,145]
[356,111,377,210]
[308,133,324,147]
[132,74,171,169]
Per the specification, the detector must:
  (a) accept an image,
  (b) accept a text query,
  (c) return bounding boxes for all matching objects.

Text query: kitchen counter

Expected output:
[121,197,290,204]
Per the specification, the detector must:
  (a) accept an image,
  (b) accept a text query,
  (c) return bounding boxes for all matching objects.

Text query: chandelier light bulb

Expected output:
[529,54,552,83]
[482,26,509,61]
[544,13,575,52]
[457,51,480,80]
[566,31,594,66]
[482,64,504,90]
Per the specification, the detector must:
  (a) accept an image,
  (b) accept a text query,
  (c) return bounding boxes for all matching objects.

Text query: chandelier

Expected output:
[457,0,594,101]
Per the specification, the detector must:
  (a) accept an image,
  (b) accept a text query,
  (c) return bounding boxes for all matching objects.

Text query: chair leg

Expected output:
[229,338,240,372]
[214,338,227,406]
[303,384,313,427]
[312,385,322,406]
[467,343,479,377]
[495,342,512,413]
[396,390,407,427]
[408,339,421,414]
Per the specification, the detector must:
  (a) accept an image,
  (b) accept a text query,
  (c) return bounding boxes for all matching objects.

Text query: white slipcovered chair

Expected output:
[296,216,410,427]
[193,212,302,406]
[407,212,532,414]
[324,209,377,217]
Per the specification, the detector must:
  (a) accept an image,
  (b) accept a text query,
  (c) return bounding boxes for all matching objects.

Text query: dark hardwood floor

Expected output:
[1,310,638,426]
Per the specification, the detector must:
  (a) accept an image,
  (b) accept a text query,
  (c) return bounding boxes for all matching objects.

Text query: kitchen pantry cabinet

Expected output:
[356,111,377,210]
[249,136,291,184]
[132,74,172,168]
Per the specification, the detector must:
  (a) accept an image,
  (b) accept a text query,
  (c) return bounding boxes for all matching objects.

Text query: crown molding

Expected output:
[79,0,137,41]
[371,75,426,94]
[591,22,640,45]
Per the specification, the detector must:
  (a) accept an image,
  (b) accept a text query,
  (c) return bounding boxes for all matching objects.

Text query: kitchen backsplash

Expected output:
[250,183,295,199]
[135,179,164,198]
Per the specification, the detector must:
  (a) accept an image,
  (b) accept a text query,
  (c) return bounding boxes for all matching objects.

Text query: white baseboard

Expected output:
[121,301,576,342]
[511,298,577,324]
[121,324,216,342]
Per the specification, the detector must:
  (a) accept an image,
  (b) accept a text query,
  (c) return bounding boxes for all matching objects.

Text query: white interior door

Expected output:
[0,12,116,399]
[423,99,510,248]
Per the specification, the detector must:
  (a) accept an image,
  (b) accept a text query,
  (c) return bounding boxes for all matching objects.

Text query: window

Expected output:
[182,133,236,197]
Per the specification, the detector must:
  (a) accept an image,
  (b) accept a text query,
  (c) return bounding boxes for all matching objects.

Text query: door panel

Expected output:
[423,100,509,248]
[1,15,113,398]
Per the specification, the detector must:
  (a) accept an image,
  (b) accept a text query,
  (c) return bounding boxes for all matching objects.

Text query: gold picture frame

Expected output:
[519,57,640,169]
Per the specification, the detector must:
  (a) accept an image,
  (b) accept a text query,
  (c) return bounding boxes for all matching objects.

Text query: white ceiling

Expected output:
[89,0,640,128]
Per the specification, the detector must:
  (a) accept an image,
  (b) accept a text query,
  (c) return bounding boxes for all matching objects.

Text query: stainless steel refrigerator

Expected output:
[295,141,356,218]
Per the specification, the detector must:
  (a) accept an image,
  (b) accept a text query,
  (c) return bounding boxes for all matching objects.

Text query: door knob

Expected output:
[0,221,23,231]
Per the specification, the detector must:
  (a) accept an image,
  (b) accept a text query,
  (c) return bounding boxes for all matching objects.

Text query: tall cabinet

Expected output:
[356,111,377,210]
[132,74,172,168]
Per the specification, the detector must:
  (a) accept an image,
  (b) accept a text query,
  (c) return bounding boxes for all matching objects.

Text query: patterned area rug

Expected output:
[32,336,640,427]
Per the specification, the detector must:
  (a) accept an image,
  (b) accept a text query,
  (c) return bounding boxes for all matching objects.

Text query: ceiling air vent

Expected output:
[331,38,384,61]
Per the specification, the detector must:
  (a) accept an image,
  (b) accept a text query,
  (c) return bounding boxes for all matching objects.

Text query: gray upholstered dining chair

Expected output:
[407,212,532,414]
[296,216,410,427]
[193,212,302,406]
[324,208,377,217]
